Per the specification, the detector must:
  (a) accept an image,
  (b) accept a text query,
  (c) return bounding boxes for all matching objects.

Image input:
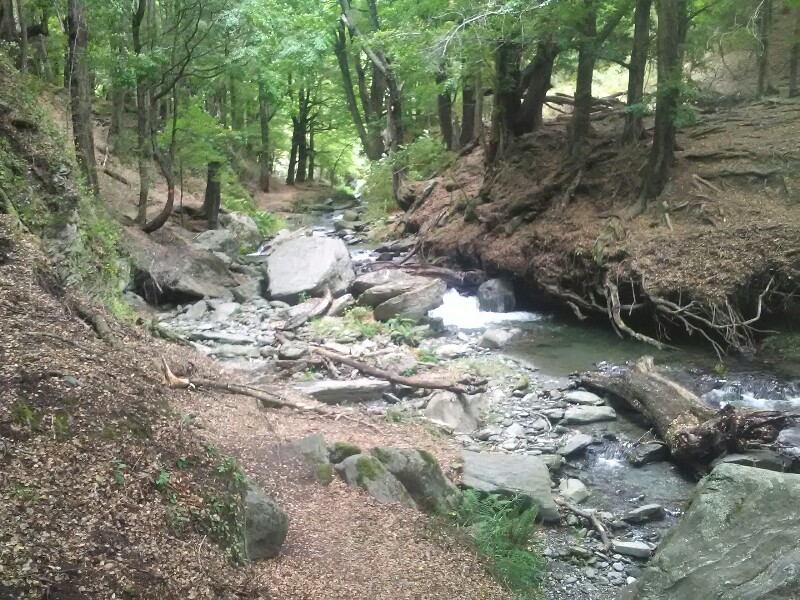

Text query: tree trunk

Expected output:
[132,0,149,225]
[580,356,796,471]
[16,0,27,73]
[789,10,799,98]
[308,123,315,181]
[460,78,476,148]
[568,1,598,158]
[387,76,407,206]
[35,34,52,82]
[286,116,299,186]
[436,65,454,150]
[230,77,243,130]
[110,87,126,147]
[639,0,685,202]
[622,0,652,144]
[515,40,559,135]
[142,93,178,234]
[757,0,773,97]
[296,88,309,184]
[487,41,521,165]
[258,79,271,192]
[67,0,99,196]
[0,0,15,44]
[203,161,221,229]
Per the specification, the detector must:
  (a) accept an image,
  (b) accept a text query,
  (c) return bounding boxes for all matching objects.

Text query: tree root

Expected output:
[160,359,382,432]
[69,298,122,349]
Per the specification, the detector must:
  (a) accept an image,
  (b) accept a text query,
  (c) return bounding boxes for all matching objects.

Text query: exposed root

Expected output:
[605,279,674,351]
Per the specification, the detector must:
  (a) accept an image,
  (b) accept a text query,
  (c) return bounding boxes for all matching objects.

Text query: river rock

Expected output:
[564,390,606,406]
[563,405,617,424]
[559,478,590,504]
[279,341,309,360]
[371,448,461,512]
[352,269,414,296]
[477,327,518,349]
[286,433,333,484]
[244,485,289,560]
[540,454,565,471]
[335,454,416,508]
[375,350,417,375]
[622,504,666,524]
[504,423,526,439]
[192,228,239,257]
[327,293,355,316]
[373,279,447,321]
[231,279,262,303]
[424,391,485,433]
[224,212,261,250]
[624,463,800,599]
[558,433,594,457]
[186,331,255,345]
[714,449,795,473]
[462,452,559,522]
[628,442,669,466]
[184,299,208,320]
[477,278,516,312]
[128,237,238,301]
[266,236,355,302]
[612,539,652,559]
[358,275,429,308]
[297,379,391,404]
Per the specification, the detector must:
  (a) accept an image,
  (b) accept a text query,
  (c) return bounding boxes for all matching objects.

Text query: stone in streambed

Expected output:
[462,451,559,522]
[627,442,669,466]
[622,504,666,524]
[296,379,391,404]
[424,391,485,433]
[358,276,429,308]
[558,433,594,457]
[477,278,516,313]
[373,279,447,321]
[327,293,355,316]
[187,330,255,345]
[266,236,355,302]
[612,539,652,559]
[477,327,518,349]
[564,390,606,406]
[563,405,616,424]
[279,341,309,360]
[559,478,590,504]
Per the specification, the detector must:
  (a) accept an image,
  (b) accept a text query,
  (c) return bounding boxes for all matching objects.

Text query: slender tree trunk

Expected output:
[110,88,126,145]
[286,116,299,186]
[142,92,178,234]
[67,0,98,196]
[515,40,559,135]
[35,35,52,82]
[16,0,27,73]
[258,79,271,192]
[132,0,149,225]
[203,161,221,229]
[569,1,598,158]
[218,84,228,128]
[622,0,652,144]
[757,0,773,97]
[296,88,309,183]
[639,0,686,202]
[230,77,243,130]
[308,123,315,181]
[0,0,15,44]
[789,9,799,97]
[460,77,476,148]
[436,65,454,150]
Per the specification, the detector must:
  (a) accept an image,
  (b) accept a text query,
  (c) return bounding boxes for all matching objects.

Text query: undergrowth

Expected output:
[222,194,287,240]
[445,490,544,598]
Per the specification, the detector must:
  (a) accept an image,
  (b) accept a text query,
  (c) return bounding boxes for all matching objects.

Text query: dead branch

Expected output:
[692,174,723,194]
[312,347,482,394]
[69,298,121,349]
[102,168,131,186]
[561,168,584,208]
[555,499,611,551]
[699,166,781,179]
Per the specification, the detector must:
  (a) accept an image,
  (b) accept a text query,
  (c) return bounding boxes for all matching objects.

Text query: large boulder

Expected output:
[563,405,617,424]
[462,451,559,522]
[266,236,355,302]
[358,275,429,308]
[477,278,516,312]
[224,212,262,251]
[244,485,289,560]
[335,454,416,508]
[352,269,412,296]
[192,228,239,258]
[373,279,447,321]
[371,448,461,512]
[286,433,333,484]
[296,379,391,404]
[127,232,238,302]
[624,463,800,599]
[424,391,485,433]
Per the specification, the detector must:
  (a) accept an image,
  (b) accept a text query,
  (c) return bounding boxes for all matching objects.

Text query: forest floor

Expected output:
[406,98,800,353]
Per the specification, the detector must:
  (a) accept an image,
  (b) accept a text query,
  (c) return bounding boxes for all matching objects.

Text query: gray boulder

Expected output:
[244,485,289,560]
[477,278,516,312]
[563,405,617,424]
[192,228,239,257]
[624,463,800,599]
[628,442,669,466]
[559,478,590,504]
[297,379,391,404]
[373,279,447,321]
[335,454,416,508]
[462,451,559,522]
[564,390,605,406]
[288,433,333,484]
[352,269,412,296]
[477,328,518,349]
[371,448,461,512]
[622,504,666,524]
[358,275,429,308]
[279,341,309,360]
[266,236,355,302]
[224,212,261,250]
[424,391,485,433]
[558,433,594,457]
[231,279,262,303]
[327,293,355,316]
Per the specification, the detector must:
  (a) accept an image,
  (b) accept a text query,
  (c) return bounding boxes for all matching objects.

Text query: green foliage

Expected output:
[329,442,362,464]
[385,406,405,423]
[404,136,456,181]
[362,158,395,223]
[387,317,422,346]
[417,348,440,364]
[11,402,42,431]
[354,456,385,485]
[221,195,287,239]
[448,490,544,597]
[111,461,128,486]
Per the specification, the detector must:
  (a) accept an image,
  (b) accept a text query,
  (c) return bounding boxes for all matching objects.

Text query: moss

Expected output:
[418,449,438,468]
[329,442,361,464]
[355,456,385,486]
[314,463,334,485]
[372,448,391,464]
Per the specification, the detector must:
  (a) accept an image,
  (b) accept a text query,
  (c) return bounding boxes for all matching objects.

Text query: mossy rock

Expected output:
[334,454,416,508]
[328,441,362,464]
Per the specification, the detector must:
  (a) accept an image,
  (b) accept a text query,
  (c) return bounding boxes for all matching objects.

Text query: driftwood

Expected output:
[581,356,797,471]
[362,262,485,290]
[312,347,485,395]
[555,499,611,551]
[160,359,381,431]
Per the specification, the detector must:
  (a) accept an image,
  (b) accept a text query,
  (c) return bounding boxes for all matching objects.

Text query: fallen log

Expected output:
[312,347,484,395]
[580,356,797,471]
